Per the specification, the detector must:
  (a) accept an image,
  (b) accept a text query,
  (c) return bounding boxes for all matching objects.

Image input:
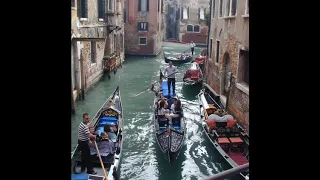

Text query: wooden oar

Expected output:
[93,141,108,180]
[129,80,158,98]
[129,70,178,98]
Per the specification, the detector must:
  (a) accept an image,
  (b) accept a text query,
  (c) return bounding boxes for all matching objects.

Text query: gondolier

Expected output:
[189,41,196,55]
[164,61,178,96]
[78,113,97,174]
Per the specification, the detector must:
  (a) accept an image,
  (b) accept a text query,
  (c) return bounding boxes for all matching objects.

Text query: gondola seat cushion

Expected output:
[173,125,180,130]
[71,174,88,180]
[159,126,167,131]
[226,119,237,128]
[229,137,243,144]
[218,137,230,144]
[206,120,216,130]
[159,117,168,122]
[100,116,117,127]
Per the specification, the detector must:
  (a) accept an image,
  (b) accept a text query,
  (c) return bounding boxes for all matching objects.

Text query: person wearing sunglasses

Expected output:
[77,113,97,175]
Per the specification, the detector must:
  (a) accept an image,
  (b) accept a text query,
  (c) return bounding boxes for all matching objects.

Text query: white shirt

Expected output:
[158,108,165,116]
[164,66,178,79]
[190,43,195,48]
[170,104,175,114]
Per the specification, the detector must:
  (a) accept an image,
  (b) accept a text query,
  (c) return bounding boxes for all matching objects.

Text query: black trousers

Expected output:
[167,78,175,94]
[78,140,94,172]
[191,47,195,55]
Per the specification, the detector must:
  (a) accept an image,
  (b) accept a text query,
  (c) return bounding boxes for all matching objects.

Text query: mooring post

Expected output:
[80,54,85,100]
[71,76,75,114]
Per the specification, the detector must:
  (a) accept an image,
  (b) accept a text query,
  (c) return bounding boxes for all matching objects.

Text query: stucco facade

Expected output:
[124,0,164,56]
[179,0,210,45]
[71,0,125,102]
[206,0,249,133]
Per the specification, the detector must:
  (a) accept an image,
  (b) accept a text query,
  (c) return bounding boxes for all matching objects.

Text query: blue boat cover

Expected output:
[71,174,88,180]
[161,81,175,97]
[99,116,117,127]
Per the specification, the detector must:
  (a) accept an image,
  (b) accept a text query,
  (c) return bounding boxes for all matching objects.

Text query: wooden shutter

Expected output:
[146,0,149,11]
[138,0,141,11]
[82,0,88,18]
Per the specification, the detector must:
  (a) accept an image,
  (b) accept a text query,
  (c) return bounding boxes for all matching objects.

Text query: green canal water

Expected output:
[71,42,240,180]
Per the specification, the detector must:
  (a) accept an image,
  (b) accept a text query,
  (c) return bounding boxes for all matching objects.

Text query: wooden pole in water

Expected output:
[80,53,85,100]
[71,75,75,114]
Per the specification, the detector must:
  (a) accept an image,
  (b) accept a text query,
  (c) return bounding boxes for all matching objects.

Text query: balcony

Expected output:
[106,10,115,16]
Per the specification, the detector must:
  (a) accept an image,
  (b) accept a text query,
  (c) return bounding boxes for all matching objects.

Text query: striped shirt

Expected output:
[78,122,89,141]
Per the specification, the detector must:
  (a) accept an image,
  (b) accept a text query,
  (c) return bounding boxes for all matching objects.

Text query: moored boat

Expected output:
[164,52,192,65]
[183,62,203,85]
[198,83,249,179]
[153,74,186,163]
[194,55,205,65]
[71,86,124,180]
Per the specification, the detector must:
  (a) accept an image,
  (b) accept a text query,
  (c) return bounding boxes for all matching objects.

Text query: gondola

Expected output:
[183,62,203,85]
[163,52,192,65]
[71,85,123,180]
[198,83,249,179]
[152,72,186,163]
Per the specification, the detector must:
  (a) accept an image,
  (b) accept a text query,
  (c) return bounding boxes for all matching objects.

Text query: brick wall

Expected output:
[206,36,249,133]
[80,41,105,90]
[124,0,162,55]
[180,23,208,44]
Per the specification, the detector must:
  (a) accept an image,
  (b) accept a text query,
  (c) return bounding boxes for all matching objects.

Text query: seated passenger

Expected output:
[180,54,186,60]
[104,124,117,142]
[98,132,116,158]
[165,98,182,136]
[165,98,182,125]
[157,101,166,120]
[88,126,97,156]
[157,95,168,109]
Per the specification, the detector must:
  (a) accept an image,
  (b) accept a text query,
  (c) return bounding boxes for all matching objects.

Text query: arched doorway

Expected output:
[221,52,231,97]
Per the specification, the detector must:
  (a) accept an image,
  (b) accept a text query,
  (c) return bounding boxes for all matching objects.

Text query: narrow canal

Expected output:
[71,42,238,180]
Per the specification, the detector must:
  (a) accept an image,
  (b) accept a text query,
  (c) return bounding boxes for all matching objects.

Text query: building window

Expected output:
[138,22,148,31]
[209,39,213,58]
[158,0,160,12]
[90,42,96,64]
[139,37,147,45]
[71,0,75,8]
[183,7,188,19]
[211,0,216,18]
[199,8,205,20]
[108,0,113,11]
[194,25,200,33]
[239,50,249,85]
[225,0,237,16]
[98,0,106,19]
[138,0,149,12]
[219,0,223,17]
[78,0,88,18]
[245,0,249,15]
[186,25,193,32]
[123,9,126,23]
[216,40,220,63]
